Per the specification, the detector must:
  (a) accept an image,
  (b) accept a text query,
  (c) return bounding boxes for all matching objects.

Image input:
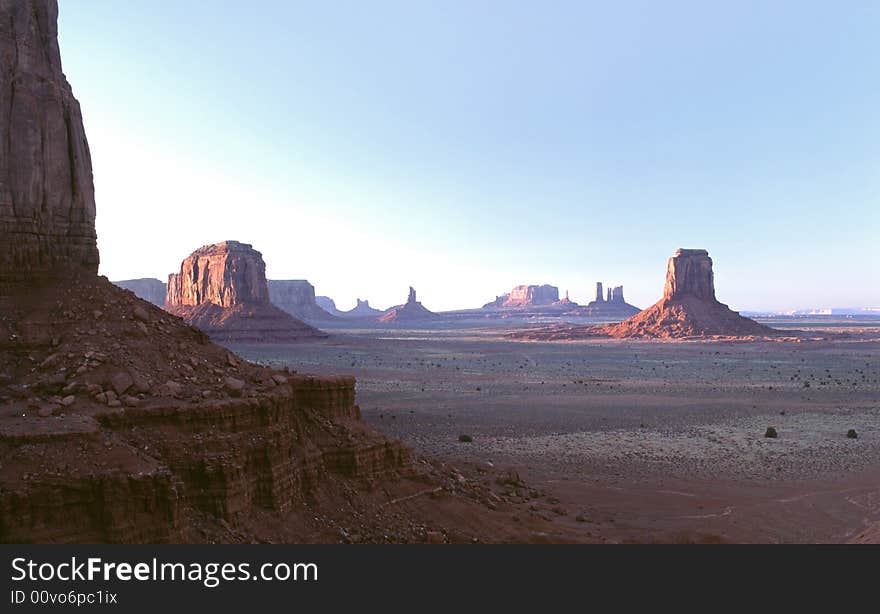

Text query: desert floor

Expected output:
[230,320,880,543]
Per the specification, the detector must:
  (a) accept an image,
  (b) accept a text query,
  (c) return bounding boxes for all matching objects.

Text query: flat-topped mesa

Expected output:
[165,241,324,342]
[0,0,99,287]
[663,248,715,302]
[166,241,268,308]
[483,284,560,309]
[268,279,338,321]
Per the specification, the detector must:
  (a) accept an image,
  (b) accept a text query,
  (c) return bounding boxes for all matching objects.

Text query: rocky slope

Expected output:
[378,287,438,323]
[268,280,338,322]
[113,278,166,306]
[0,0,98,286]
[166,242,325,342]
[484,284,559,309]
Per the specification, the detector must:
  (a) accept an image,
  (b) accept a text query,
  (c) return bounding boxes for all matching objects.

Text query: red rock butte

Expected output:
[602,248,775,339]
[165,241,326,342]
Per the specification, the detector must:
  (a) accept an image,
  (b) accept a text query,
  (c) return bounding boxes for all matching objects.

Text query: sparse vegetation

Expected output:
[847,429,858,439]
[458,434,473,443]
[765,427,778,438]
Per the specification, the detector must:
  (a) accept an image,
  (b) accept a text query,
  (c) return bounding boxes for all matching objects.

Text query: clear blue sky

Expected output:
[58,1,879,311]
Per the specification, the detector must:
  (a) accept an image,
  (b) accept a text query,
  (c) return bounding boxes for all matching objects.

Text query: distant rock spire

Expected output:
[595,282,604,303]
[408,286,417,304]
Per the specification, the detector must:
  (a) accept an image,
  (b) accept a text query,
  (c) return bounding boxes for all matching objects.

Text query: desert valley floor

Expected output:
[230,318,880,544]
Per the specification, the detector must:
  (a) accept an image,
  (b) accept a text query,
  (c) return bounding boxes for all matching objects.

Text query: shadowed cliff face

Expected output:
[0,0,99,285]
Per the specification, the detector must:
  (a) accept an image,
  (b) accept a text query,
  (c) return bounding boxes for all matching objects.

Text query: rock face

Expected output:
[602,248,775,338]
[113,278,166,306]
[377,287,438,323]
[268,280,338,322]
[167,241,269,308]
[165,242,324,342]
[663,248,715,301]
[0,0,99,286]
[483,284,559,309]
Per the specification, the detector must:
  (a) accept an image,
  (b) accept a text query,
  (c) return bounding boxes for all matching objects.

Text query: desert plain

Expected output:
[231,317,880,544]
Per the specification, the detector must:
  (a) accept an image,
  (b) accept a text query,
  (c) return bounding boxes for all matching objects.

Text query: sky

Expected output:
[58,1,879,312]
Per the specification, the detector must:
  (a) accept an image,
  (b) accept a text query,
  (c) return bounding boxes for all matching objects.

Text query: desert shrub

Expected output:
[764,427,778,438]
[458,434,473,443]
[847,429,858,439]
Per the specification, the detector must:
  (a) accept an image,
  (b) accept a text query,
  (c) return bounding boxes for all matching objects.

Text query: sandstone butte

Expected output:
[164,241,326,343]
[602,248,775,338]
[268,279,339,322]
[513,249,776,341]
[377,287,439,322]
[0,1,553,544]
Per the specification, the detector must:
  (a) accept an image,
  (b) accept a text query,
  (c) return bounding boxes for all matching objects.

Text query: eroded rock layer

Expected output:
[0,277,407,542]
[0,0,98,285]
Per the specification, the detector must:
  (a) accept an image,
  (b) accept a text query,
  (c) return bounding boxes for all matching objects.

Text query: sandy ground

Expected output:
[230,321,880,543]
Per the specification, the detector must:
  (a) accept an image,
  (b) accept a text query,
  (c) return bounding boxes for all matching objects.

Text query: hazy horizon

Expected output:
[59,1,878,312]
